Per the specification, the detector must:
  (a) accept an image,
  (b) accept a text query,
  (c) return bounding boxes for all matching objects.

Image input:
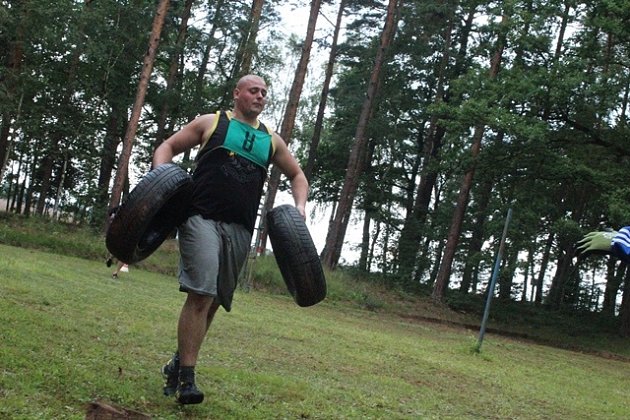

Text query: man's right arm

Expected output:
[152,113,216,167]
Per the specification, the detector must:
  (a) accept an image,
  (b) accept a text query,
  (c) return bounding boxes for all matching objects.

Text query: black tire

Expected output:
[266,205,326,307]
[106,163,193,264]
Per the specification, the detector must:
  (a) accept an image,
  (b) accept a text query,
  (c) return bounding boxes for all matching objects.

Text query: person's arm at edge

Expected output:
[152,114,215,167]
[611,227,630,263]
[271,133,309,218]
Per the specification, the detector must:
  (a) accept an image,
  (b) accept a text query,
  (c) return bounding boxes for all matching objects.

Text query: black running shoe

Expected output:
[161,352,179,396]
[175,381,204,405]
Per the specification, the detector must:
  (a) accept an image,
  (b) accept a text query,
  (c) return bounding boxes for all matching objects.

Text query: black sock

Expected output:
[179,366,195,384]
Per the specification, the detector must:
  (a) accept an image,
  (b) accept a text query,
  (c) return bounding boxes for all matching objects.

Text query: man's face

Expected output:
[234,76,268,117]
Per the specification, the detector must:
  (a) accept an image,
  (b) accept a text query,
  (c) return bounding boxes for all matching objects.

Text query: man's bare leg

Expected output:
[178,293,214,366]
[173,293,218,404]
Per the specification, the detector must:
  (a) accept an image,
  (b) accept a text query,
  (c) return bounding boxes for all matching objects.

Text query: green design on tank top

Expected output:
[222,118,272,168]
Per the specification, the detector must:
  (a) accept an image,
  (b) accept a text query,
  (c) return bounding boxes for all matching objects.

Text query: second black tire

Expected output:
[106,163,193,264]
[266,205,326,307]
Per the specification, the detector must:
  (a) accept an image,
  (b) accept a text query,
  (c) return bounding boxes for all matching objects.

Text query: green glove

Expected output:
[575,230,617,259]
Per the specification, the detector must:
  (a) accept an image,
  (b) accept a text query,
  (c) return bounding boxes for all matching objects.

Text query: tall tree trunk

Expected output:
[545,251,575,308]
[155,0,194,146]
[620,77,629,125]
[618,267,630,336]
[94,105,125,226]
[521,246,534,302]
[432,13,508,301]
[459,129,504,293]
[459,176,493,293]
[239,0,263,75]
[428,240,444,288]
[109,0,170,211]
[499,248,518,300]
[359,209,372,272]
[256,0,322,253]
[602,259,625,316]
[22,149,37,217]
[321,0,401,269]
[303,0,347,182]
[535,232,554,304]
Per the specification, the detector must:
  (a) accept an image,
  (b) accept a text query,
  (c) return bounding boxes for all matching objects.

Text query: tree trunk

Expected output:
[303,0,347,182]
[321,0,401,269]
[94,106,125,226]
[35,154,56,215]
[459,164,496,293]
[602,259,624,316]
[359,208,372,272]
[154,0,194,146]
[545,252,575,308]
[618,267,630,336]
[109,0,170,211]
[432,13,508,301]
[521,246,534,302]
[239,0,263,75]
[428,240,444,288]
[256,0,322,253]
[499,249,518,300]
[534,232,554,304]
[460,129,504,293]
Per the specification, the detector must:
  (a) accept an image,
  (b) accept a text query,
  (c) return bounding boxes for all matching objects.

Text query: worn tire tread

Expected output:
[106,164,193,264]
[267,205,326,307]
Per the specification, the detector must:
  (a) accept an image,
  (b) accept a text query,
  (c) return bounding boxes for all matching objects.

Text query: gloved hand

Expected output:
[575,230,617,259]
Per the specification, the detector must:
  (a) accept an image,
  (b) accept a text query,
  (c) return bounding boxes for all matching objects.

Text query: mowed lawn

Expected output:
[0,243,629,419]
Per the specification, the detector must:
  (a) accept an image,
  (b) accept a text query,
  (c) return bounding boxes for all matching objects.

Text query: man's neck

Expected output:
[231,109,258,127]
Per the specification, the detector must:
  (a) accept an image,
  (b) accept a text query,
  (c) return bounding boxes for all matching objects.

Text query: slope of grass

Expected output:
[0,211,629,358]
[1,243,629,419]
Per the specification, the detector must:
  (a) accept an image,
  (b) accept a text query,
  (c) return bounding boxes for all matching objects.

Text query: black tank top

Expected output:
[189,111,273,233]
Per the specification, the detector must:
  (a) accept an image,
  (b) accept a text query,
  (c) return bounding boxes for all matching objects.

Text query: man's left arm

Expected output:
[271,133,309,218]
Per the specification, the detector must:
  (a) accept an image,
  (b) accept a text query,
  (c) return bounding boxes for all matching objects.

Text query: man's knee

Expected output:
[185,293,214,313]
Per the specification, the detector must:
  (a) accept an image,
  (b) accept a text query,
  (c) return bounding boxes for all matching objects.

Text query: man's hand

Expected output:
[575,230,616,259]
[295,204,306,220]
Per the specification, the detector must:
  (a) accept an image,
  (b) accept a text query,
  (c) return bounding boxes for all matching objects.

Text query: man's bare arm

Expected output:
[152,114,216,167]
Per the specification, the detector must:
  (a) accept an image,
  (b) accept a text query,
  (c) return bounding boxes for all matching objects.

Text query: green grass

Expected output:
[1,243,629,419]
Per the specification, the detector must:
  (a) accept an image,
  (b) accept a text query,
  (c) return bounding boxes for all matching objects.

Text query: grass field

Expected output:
[1,243,629,419]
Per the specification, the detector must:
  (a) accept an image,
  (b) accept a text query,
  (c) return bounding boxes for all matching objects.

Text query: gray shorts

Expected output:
[177,215,251,311]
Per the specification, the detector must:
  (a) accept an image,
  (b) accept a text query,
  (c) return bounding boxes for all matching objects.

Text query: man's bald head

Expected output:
[232,75,268,122]
[236,75,266,89]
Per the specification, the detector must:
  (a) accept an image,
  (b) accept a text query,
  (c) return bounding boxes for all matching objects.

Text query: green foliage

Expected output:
[605,187,630,228]
[0,212,105,260]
